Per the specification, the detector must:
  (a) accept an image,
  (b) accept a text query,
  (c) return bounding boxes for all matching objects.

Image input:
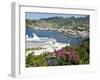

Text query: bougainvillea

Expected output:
[66,48,80,64]
[54,48,66,59]
[54,47,80,65]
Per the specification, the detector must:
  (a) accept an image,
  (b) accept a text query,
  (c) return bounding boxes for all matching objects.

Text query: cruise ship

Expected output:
[26,33,70,55]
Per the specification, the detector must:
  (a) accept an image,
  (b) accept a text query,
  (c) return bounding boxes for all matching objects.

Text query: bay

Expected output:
[26,27,83,45]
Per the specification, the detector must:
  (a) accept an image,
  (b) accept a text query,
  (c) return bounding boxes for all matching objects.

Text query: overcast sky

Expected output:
[25,12,87,20]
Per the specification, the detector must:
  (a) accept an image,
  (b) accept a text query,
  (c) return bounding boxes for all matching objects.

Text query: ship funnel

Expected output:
[32,33,40,40]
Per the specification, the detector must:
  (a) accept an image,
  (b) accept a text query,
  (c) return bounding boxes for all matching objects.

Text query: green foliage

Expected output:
[26,53,35,67]
[81,38,89,53]
[26,52,49,67]
[75,38,89,64]
[75,47,89,64]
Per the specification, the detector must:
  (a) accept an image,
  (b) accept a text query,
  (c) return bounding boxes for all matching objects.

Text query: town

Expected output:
[26,16,89,38]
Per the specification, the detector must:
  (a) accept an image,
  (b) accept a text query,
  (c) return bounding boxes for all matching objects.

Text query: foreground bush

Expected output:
[54,47,80,65]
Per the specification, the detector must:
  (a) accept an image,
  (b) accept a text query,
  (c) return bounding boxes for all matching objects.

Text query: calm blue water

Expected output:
[26,27,83,45]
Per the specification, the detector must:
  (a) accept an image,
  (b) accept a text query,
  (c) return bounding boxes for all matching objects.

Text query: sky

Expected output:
[25,12,87,20]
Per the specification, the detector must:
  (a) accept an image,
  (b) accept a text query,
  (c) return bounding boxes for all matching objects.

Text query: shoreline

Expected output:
[27,26,89,39]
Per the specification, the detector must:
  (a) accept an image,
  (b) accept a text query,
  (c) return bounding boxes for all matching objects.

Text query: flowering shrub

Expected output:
[54,48,66,59]
[54,47,80,65]
[66,48,80,64]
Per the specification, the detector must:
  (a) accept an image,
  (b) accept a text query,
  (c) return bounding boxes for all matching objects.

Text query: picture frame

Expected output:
[11,2,96,78]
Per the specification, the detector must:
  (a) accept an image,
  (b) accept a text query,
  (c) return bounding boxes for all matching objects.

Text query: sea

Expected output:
[26,27,83,45]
